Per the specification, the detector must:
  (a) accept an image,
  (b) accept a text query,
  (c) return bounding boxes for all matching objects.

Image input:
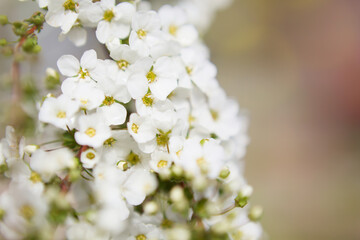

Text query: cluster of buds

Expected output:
[0,0,263,239]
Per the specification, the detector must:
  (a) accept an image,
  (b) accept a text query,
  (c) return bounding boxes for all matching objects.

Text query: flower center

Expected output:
[57,111,66,118]
[79,68,89,79]
[86,152,95,159]
[142,92,154,107]
[85,128,96,137]
[103,96,115,106]
[131,123,139,134]
[30,172,41,183]
[103,10,115,22]
[20,205,35,221]
[157,160,168,169]
[117,59,129,70]
[80,99,88,105]
[136,234,147,240]
[186,66,193,75]
[63,0,78,12]
[169,24,178,36]
[137,29,147,39]
[146,71,157,83]
[156,130,171,147]
[127,151,140,165]
[104,137,116,146]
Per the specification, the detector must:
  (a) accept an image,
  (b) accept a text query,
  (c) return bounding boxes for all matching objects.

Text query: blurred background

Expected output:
[1,0,360,239]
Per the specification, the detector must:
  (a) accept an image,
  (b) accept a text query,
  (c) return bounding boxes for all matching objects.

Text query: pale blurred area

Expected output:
[206,0,360,239]
[1,0,360,239]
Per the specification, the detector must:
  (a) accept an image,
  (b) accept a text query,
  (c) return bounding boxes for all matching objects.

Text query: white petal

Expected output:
[80,49,97,70]
[127,74,148,99]
[57,55,80,77]
[97,103,127,125]
[96,21,111,44]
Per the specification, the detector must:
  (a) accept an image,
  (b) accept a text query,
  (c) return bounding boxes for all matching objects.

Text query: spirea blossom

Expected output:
[0,0,263,239]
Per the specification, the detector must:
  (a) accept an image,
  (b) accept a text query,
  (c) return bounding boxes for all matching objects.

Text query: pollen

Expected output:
[20,204,35,221]
[85,128,96,137]
[86,152,95,159]
[146,71,157,83]
[63,0,78,12]
[157,160,168,169]
[137,29,147,39]
[103,9,115,22]
[57,111,66,119]
[136,234,147,240]
[131,123,139,134]
[117,59,129,70]
[169,24,178,36]
[188,115,195,124]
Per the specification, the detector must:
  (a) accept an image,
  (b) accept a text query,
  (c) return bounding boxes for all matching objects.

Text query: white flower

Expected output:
[158,5,198,46]
[57,49,98,81]
[150,150,173,173]
[80,148,100,169]
[129,11,162,57]
[39,95,80,130]
[127,56,178,100]
[65,82,104,110]
[75,113,112,148]
[30,148,75,182]
[94,1,135,43]
[46,0,89,34]
[178,138,226,179]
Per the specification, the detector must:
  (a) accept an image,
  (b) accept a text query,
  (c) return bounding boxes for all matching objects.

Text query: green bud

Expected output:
[219,167,230,179]
[22,37,37,53]
[31,45,41,54]
[45,68,60,90]
[0,15,8,25]
[12,21,29,36]
[29,12,45,26]
[0,38,7,46]
[234,194,248,208]
[0,208,5,220]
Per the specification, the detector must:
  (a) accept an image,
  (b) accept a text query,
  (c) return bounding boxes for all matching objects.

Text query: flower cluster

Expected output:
[0,0,263,239]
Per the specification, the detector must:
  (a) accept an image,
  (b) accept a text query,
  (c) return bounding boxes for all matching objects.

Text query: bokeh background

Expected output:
[1,0,360,239]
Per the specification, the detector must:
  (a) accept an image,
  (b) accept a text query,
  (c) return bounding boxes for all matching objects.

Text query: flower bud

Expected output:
[12,21,28,36]
[170,186,185,202]
[116,160,129,171]
[0,15,8,25]
[193,175,207,191]
[248,205,263,222]
[29,12,45,26]
[219,167,230,179]
[239,185,253,198]
[22,37,37,53]
[144,201,159,215]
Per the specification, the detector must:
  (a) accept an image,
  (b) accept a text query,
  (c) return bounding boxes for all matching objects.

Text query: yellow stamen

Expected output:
[131,123,139,134]
[137,29,147,39]
[57,111,66,118]
[157,160,168,169]
[85,128,96,137]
